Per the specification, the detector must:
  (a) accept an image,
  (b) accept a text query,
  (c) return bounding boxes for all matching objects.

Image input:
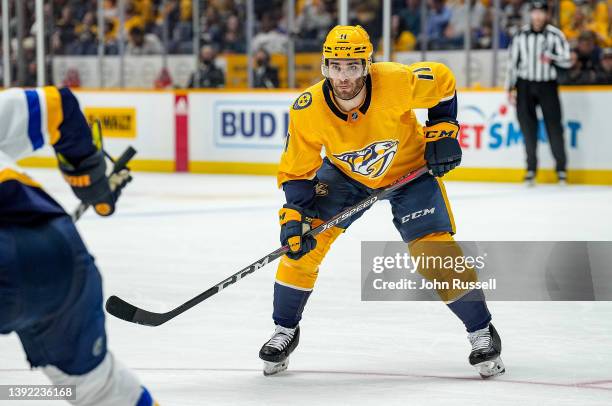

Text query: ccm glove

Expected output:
[423,120,462,177]
[279,204,318,260]
[59,150,131,216]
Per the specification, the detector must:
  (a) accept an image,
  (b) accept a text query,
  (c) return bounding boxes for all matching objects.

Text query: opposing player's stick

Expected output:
[105,165,430,326]
[71,146,137,221]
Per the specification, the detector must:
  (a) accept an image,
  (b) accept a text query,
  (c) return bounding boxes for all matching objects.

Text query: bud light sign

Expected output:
[214,99,291,149]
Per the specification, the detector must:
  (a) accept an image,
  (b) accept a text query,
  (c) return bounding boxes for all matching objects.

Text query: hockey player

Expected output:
[259,26,504,378]
[0,86,158,405]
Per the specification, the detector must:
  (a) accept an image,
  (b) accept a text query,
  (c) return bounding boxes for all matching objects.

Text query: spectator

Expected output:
[123,2,146,38]
[126,26,164,55]
[561,49,580,81]
[596,48,612,84]
[23,38,38,87]
[103,0,119,19]
[132,0,155,26]
[222,14,246,53]
[576,30,602,67]
[68,10,98,55]
[443,0,486,48]
[562,0,610,47]
[426,0,452,49]
[179,0,192,22]
[54,5,78,54]
[586,0,609,46]
[214,0,243,20]
[201,5,225,46]
[563,4,592,44]
[476,7,510,49]
[252,12,288,54]
[398,0,421,38]
[187,45,225,88]
[384,14,417,52]
[562,31,604,85]
[295,0,334,45]
[161,0,180,28]
[502,0,530,38]
[559,0,576,34]
[253,48,280,88]
[103,18,120,54]
[169,0,195,54]
[350,3,382,46]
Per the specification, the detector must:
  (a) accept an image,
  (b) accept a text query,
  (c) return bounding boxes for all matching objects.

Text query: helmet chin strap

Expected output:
[331,76,367,101]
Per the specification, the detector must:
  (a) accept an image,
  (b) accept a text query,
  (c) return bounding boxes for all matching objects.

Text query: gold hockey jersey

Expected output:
[278,61,456,189]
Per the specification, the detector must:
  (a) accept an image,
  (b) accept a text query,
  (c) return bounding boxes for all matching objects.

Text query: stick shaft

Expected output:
[106,166,429,326]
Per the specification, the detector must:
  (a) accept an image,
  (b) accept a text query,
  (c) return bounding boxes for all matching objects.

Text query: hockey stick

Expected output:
[71,146,137,222]
[105,165,430,326]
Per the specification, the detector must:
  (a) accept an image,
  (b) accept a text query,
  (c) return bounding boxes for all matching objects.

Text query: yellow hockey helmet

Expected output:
[322,25,373,77]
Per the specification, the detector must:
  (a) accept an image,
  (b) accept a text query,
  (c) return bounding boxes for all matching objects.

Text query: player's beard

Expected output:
[330,76,366,101]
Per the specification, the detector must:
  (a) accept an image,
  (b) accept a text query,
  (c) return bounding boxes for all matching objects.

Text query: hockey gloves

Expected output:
[279,204,318,260]
[59,150,131,216]
[423,120,462,177]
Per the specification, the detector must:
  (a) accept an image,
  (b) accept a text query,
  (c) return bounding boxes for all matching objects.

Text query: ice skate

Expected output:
[259,325,300,376]
[524,170,536,187]
[468,323,505,379]
[557,171,567,185]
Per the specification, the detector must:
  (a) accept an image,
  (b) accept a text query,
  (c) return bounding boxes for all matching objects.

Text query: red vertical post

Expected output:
[175,94,189,172]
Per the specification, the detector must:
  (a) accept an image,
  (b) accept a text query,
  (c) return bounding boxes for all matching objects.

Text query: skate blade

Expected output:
[263,359,289,376]
[474,356,505,379]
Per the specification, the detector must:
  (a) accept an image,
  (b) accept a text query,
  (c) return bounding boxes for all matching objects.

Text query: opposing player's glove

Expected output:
[59,150,131,216]
[279,204,318,260]
[423,120,462,177]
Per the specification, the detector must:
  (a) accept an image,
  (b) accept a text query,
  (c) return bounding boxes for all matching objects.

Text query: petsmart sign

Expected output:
[213,99,291,149]
[84,107,137,138]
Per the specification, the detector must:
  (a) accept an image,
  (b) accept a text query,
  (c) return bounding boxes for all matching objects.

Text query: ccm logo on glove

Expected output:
[424,121,460,141]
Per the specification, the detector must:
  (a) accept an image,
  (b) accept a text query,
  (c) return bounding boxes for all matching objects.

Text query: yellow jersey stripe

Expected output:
[43,86,64,145]
[435,177,456,233]
[0,168,42,188]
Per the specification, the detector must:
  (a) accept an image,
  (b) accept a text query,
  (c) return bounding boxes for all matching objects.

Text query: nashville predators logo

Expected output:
[333,140,399,178]
[293,92,312,110]
[315,182,329,196]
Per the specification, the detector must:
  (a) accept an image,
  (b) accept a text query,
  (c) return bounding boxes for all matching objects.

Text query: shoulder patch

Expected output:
[293,92,312,110]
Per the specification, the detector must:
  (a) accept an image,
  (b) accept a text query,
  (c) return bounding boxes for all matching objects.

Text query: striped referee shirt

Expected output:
[506,24,571,89]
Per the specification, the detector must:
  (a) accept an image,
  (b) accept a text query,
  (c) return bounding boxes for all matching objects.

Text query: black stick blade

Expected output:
[105,295,170,327]
[105,295,138,323]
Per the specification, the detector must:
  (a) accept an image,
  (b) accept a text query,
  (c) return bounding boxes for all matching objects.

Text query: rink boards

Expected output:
[17,86,612,185]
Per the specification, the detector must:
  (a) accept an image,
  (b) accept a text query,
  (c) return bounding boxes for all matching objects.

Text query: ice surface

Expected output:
[1,169,611,405]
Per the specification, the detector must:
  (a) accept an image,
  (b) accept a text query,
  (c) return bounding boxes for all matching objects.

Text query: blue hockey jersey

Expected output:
[0,87,96,226]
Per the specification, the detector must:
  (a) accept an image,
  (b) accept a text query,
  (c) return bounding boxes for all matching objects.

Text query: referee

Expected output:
[506,0,571,185]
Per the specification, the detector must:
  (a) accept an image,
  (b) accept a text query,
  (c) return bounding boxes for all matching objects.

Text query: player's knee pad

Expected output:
[408,232,478,302]
[275,227,343,290]
[42,351,157,406]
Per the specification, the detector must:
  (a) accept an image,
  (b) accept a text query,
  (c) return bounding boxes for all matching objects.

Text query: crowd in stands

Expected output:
[557,0,611,84]
[1,0,610,87]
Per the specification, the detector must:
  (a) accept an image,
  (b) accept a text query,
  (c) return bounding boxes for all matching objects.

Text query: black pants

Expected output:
[516,79,567,172]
